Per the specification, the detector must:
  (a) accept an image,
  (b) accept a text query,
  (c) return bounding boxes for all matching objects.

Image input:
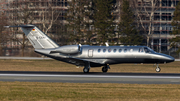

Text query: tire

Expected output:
[83,68,89,73]
[102,67,108,73]
[156,67,161,72]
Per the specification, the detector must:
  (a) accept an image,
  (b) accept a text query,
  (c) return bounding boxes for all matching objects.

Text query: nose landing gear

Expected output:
[155,64,161,72]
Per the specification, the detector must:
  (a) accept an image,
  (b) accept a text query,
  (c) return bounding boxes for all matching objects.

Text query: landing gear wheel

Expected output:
[156,67,161,72]
[83,68,89,73]
[83,62,90,73]
[102,66,108,73]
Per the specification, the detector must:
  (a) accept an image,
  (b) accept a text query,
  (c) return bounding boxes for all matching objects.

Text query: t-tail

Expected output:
[5,25,59,49]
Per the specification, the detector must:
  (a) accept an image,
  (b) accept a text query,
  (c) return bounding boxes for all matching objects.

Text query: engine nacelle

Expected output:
[55,45,81,54]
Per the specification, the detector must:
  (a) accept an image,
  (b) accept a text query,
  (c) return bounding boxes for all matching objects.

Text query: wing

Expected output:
[54,56,106,67]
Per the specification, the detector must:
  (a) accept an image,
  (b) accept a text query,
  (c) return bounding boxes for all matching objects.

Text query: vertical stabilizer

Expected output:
[8,25,59,49]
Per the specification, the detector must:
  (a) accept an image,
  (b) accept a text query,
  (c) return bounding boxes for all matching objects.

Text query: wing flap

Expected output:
[66,57,105,67]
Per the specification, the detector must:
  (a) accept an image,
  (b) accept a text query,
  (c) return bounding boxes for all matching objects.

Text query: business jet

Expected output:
[5,25,175,73]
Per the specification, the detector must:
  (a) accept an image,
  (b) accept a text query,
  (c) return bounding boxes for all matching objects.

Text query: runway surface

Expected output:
[1,71,180,84]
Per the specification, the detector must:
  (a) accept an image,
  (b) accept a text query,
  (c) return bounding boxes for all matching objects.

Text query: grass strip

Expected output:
[0,82,180,101]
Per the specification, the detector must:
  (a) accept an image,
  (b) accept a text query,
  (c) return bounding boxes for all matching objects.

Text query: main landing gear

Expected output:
[155,64,161,72]
[83,68,89,73]
[83,63,110,73]
[83,62,90,73]
[102,65,110,73]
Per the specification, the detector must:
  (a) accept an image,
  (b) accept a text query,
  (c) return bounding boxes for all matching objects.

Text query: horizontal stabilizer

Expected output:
[5,25,35,28]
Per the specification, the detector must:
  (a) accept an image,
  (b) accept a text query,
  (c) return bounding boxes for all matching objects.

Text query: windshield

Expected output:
[144,47,155,53]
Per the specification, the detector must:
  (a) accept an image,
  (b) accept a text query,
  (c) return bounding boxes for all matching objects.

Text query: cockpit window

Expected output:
[144,47,155,53]
[144,47,150,53]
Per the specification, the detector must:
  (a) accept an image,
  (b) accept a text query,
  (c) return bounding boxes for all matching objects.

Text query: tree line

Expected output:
[66,0,143,46]
[67,0,180,52]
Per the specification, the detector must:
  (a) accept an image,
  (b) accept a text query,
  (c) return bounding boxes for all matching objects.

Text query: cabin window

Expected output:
[98,49,101,53]
[124,49,127,53]
[103,49,106,52]
[108,49,111,52]
[119,49,122,52]
[113,49,117,52]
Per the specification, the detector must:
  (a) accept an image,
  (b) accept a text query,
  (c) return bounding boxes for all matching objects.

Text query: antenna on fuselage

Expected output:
[105,42,109,47]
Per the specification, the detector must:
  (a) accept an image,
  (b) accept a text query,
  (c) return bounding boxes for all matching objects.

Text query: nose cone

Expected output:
[156,53,175,63]
[165,55,175,63]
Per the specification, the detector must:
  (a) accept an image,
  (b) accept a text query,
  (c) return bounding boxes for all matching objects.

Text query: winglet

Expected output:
[4,25,35,28]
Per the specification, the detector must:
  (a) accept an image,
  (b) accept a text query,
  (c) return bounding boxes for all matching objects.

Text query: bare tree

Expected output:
[131,0,160,47]
[66,0,88,44]
[0,0,10,56]
[7,0,38,56]
[40,1,61,35]
[0,12,8,56]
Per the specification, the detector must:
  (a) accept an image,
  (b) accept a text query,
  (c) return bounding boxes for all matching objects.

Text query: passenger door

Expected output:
[88,49,93,58]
